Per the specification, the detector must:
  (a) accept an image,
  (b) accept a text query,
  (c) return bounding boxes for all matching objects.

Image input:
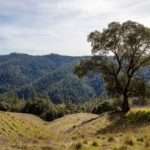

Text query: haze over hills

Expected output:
[0,53,105,103]
[1,52,150,104]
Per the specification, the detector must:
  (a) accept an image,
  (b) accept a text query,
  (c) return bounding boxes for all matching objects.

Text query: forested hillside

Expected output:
[15,62,105,103]
[0,53,105,103]
[0,53,80,93]
[1,53,150,104]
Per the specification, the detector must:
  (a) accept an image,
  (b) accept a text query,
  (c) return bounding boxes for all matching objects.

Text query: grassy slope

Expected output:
[1,108,150,149]
[0,111,64,150]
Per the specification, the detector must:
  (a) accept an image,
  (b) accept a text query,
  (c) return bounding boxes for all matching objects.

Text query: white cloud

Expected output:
[0,0,150,56]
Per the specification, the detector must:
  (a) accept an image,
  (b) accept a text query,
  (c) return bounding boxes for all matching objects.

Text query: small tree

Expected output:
[75,20,150,112]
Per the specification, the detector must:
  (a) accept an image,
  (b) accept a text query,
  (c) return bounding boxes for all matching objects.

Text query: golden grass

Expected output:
[1,107,150,149]
[0,111,65,150]
[47,113,98,133]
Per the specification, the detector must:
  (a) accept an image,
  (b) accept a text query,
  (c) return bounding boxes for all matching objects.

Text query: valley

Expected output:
[0,107,150,149]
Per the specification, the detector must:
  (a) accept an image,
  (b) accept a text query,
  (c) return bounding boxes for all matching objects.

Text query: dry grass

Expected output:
[0,111,65,150]
[1,107,150,149]
[47,113,98,133]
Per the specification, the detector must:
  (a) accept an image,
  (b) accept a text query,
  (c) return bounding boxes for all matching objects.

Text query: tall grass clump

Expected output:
[107,134,115,142]
[123,135,134,146]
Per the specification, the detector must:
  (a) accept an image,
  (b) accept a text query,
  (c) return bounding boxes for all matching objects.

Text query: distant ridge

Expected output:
[0,53,105,103]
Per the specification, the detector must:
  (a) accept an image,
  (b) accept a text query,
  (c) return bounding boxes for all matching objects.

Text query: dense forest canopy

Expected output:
[0,53,105,103]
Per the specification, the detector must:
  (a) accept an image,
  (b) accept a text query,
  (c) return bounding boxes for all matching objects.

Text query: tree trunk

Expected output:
[122,94,130,112]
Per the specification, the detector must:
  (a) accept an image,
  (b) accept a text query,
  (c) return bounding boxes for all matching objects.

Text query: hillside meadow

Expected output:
[0,107,150,149]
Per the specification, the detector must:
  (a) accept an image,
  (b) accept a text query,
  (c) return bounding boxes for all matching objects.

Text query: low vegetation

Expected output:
[0,106,150,149]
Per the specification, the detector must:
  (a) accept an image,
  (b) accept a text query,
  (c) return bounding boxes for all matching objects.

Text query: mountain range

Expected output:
[1,53,150,104]
[0,53,105,103]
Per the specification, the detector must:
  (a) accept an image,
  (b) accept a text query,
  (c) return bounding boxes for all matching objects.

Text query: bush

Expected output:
[75,142,82,150]
[0,102,11,111]
[45,108,58,121]
[91,141,98,146]
[11,102,25,112]
[56,104,65,118]
[137,137,144,142]
[23,97,58,121]
[144,139,150,147]
[107,134,115,142]
[92,100,112,114]
[123,135,134,145]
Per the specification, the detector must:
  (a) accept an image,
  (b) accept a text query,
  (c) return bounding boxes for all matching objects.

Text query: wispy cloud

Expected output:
[0,0,150,56]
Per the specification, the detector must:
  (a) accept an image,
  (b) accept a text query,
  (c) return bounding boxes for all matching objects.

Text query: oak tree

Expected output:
[74,20,150,112]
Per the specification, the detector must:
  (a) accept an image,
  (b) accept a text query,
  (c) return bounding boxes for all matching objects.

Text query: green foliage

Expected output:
[137,137,144,142]
[123,135,134,145]
[0,91,25,112]
[23,93,58,121]
[119,111,150,125]
[0,53,106,104]
[56,104,65,118]
[0,53,78,94]
[75,20,150,112]
[0,101,11,111]
[75,142,82,150]
[92,100,113,114]
[65,95,77,114]
[91,140,98,146]
[107,134,115,142]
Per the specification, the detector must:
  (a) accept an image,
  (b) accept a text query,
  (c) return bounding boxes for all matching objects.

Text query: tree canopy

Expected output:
[74,20,150,112]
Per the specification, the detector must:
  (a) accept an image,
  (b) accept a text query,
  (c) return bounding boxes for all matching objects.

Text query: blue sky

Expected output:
[0,0,150,56]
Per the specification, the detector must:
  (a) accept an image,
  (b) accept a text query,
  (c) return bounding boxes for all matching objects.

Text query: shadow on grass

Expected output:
[96,110,150,134]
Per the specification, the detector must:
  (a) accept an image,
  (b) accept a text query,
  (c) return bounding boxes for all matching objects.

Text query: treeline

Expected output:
[0,89,91,121]
[0,90,74,121]
[0,89,113,121]
[0,89,149,121]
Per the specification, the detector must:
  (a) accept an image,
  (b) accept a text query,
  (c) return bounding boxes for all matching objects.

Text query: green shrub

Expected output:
[23,97,59,121]
[92,100,112,114]
[107,134,115,142]
[137,137,144,142]
[0,102,11,111]
[83,139,88,144]
[124,135,134,145]
[145,139,150,147]
[112,146,119,150]
[72,136,77,140]
[91,140,98,146]
[75,142,82,150]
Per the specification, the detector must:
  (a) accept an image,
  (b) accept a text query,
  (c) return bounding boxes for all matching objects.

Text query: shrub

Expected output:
[112,146,119,150]
[75,142,82,150]
[145,139,150,147]
[92,100,112,114]
[123,135,134,146]
[137,137,144,142]
[72,136,77,140]
[23,97,58,121]
[56,104,65,118]
[107,134,115,142]
[91,140,98,146]
[0,102,11,111]
[83,139,88,144]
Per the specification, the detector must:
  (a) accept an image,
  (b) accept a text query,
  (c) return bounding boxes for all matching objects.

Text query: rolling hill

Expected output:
[1,107,150,149]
